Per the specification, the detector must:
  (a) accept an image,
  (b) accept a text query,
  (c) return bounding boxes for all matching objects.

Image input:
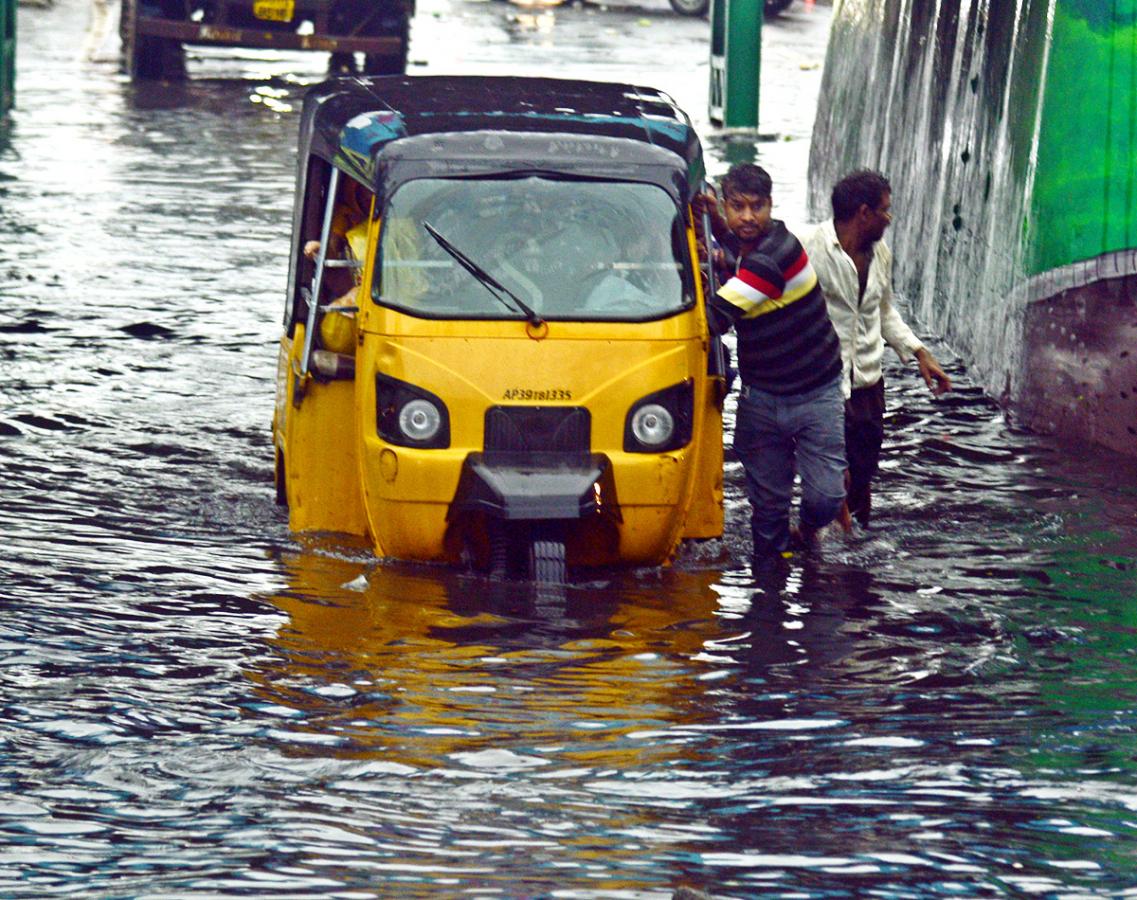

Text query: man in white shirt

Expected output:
[804,170,951,527]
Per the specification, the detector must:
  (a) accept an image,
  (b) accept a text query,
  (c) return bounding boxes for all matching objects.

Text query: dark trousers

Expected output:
[845,378,886,526]
[734,378,847,557]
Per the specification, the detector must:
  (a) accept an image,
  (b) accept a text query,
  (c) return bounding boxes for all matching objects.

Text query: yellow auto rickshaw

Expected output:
[274,75,726,581]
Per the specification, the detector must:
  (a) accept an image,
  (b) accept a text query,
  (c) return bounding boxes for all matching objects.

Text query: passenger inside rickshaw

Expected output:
[576,226,681,314]
[377,176,691,320]
[304,177,373,354]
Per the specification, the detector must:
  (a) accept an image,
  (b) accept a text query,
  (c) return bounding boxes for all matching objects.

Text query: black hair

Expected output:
[720,163,772,201]
[831,169,891,222]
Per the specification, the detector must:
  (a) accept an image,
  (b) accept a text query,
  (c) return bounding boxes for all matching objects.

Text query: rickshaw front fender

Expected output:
[448,453,618,522]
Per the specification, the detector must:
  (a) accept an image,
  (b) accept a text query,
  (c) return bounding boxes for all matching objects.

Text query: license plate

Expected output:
[253,0,294,22]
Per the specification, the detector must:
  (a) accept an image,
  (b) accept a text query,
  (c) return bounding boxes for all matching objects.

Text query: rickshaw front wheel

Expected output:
[529,539,566,585]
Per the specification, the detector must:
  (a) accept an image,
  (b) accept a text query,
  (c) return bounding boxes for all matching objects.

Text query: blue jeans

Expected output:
[733,376,847,557]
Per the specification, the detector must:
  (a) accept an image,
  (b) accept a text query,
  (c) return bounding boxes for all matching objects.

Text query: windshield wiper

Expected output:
[423,221,544,328]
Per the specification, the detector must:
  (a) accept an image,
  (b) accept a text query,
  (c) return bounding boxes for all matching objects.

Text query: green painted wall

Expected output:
[1031,2,1137,274]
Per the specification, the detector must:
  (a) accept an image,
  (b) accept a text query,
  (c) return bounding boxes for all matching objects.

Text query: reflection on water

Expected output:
[2,0,1137,896]
[258,553,727,772]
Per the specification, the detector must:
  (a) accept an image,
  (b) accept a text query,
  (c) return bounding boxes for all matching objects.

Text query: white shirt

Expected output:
[803,219,923,399]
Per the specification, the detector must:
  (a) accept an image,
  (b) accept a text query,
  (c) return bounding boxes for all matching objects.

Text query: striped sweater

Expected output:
[711,220,842,396]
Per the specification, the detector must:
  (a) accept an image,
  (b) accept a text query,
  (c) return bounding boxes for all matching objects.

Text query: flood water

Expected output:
[3,0,1137,896]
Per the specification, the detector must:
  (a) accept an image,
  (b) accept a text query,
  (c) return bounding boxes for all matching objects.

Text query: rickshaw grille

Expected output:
[484,407,590,455]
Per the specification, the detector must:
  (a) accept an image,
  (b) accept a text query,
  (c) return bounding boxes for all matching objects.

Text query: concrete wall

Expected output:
[808,0,1137,453]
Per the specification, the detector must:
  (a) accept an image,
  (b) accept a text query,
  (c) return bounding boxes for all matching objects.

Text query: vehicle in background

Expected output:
[120,0,413,79]
[273,75,726,582]
[668,0,794,17]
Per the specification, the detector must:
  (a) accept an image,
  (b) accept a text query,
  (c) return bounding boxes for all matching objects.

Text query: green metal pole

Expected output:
[708,0,726,124]
[1,0,14,117]
[723,0,761,129]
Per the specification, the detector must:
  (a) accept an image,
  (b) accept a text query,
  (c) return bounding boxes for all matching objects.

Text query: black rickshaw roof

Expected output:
[298,75,705,200]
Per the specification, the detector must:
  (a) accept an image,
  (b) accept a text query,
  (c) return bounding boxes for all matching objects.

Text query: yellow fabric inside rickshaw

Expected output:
[319,222,368,356]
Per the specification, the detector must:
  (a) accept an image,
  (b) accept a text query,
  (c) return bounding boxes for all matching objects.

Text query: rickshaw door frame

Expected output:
[294,166,343,404]
[700,182,727,384]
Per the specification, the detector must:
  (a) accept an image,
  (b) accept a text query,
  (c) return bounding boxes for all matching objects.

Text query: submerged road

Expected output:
[2,0,1137,896]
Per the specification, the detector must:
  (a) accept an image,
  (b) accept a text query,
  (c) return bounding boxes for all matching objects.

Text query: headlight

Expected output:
[624,381,694,453]
[398,399,442,443]
[630,404,674,448]
[376,373,450,449]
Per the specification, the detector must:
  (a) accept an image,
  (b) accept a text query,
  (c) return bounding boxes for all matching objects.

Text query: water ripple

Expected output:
[2,0,1137,896]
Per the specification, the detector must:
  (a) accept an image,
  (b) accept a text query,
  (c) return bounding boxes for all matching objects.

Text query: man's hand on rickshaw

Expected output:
[303,240,322,260]
[692,190,728,242]
[691,190,715,218]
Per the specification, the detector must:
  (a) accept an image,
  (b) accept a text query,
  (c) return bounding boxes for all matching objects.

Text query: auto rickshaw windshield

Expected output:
[376,175,692,321]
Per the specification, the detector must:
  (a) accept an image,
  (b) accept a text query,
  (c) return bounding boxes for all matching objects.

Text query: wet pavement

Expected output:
[3,0,1137,896]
